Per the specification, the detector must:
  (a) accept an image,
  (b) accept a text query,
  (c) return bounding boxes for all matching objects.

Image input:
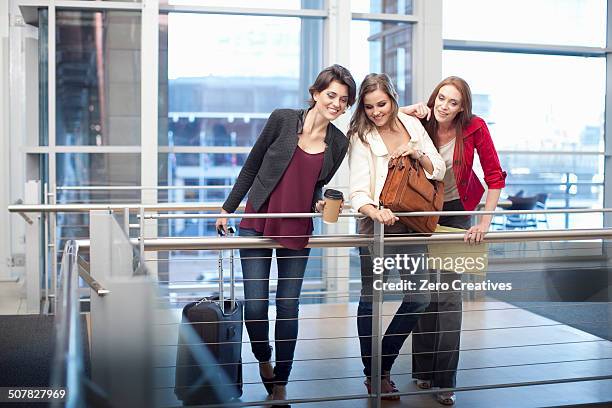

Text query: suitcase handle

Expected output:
[217,226,236,310]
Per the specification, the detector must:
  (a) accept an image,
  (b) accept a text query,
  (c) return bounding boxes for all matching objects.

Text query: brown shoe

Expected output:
[270,384,290,408]
[364,376,400,401]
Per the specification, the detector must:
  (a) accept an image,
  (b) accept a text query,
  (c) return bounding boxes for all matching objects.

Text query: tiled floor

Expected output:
[153,300,612,407]
[4,226,611,407]
[3,280,611,407]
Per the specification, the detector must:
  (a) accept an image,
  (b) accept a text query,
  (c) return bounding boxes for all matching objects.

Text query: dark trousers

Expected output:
[239,227,310,385]
[357,231,430,377]
[411,199,471,388]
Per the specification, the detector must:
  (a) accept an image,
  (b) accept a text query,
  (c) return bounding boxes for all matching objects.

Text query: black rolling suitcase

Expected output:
[175,227,244,405]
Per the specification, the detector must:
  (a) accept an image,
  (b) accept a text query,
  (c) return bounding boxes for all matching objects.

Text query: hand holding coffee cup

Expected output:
[321,189,344,224]
[315,199,345,213]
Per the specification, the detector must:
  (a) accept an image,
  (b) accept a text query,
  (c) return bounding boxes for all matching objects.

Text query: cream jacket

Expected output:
[349,112,445,213]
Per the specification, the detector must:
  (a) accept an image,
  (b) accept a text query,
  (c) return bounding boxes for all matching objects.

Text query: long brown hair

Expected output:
[347,73,399,144]
[423,76,474,166]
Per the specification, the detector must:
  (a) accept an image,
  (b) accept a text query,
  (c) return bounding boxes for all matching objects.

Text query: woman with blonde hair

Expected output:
[348,73,445,399]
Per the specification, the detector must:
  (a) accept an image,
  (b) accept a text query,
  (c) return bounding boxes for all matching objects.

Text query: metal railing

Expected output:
[16,205,609,407]
[50,240,113,408]
[51,240,84,408]
[141,220,611,408]
[7,202,612,306]
[10,202,610,215]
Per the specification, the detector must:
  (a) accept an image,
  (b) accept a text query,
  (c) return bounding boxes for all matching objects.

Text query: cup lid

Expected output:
[324,189,344,200]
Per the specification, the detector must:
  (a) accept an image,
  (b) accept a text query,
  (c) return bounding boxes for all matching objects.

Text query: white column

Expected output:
[7,3,39,284]
[7,3,42,288]
[604,0,612,341]
[604,0,612,228]
[47,0,59,312]
[412,0,443,103]
[324,0,351,66]
[321,1,352,300]
[141,0,159,277]
[0,0,9,279]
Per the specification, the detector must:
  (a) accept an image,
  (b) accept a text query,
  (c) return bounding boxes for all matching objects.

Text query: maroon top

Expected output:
[240,146,324,250]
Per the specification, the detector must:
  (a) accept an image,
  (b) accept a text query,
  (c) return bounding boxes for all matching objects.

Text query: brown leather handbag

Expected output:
[379,156,444,233]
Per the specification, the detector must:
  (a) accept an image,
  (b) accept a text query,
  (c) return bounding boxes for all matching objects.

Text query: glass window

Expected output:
[49,11,141,146]
[352,0,414,15]
[57,153,141,203]
[161,13,323,147]
[443,51,605,153]
[167,113,272,147]
[350,21,413,105]
[164,0,323,9]
[159,12,325,287]
[158,153,247,207]
[441,51,605,228]
[498,153,604,229]
[443,0,607,47]
[55,152,141,260]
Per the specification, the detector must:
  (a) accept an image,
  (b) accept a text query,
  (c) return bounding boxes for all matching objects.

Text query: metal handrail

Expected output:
[8,203,230,213]
[54,180,601,188]
[143,207,612,219]
[56,185,236,190]
[77,257,110,296]
[51,240,84,408]
[73,228,612,252]
[8,203,612,217]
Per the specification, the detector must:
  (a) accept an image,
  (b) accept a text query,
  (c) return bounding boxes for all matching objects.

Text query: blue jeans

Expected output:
[239,227,310,385]
[357,243,430,377]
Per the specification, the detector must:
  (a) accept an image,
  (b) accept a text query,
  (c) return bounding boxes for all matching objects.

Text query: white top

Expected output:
[439,137,460,201]
[348,112,446,213]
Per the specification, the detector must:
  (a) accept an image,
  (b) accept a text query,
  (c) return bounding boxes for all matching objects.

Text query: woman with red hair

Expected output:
[401,76,506,405]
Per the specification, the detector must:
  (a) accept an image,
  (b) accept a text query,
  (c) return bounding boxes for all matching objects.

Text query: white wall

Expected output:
[0,0,10,279]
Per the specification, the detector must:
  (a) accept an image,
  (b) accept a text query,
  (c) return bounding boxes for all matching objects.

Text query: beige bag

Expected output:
[427,225,488,276]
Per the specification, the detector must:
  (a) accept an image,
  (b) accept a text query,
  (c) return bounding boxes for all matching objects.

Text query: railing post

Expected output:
[370,220,384,408]
[565,172,571,229]
[123,207,130,236]
[24,180,41,313]
[324,215,351,303]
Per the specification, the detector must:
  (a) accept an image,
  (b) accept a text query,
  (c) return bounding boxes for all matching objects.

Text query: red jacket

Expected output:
[452,116,506,211]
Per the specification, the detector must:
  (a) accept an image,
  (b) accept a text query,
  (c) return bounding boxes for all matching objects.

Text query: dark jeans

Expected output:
[357,229,430,377]
[412,199,470,388]
[239,227,310,385]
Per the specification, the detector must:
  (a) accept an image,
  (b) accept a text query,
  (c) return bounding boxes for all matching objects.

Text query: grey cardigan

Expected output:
[222,108,349,213]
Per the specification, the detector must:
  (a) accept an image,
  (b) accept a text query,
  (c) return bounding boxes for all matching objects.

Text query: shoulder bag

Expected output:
[379,156,444,233]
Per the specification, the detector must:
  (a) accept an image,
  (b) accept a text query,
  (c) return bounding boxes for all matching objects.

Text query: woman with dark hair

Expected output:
[401,76,506,405]
[216,65,356,405]
[348,73,445,399]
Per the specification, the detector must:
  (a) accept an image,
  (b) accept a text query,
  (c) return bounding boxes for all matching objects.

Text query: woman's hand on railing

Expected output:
[362,205,398,226]
[215,208,230,234]
[464,220,491,245]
